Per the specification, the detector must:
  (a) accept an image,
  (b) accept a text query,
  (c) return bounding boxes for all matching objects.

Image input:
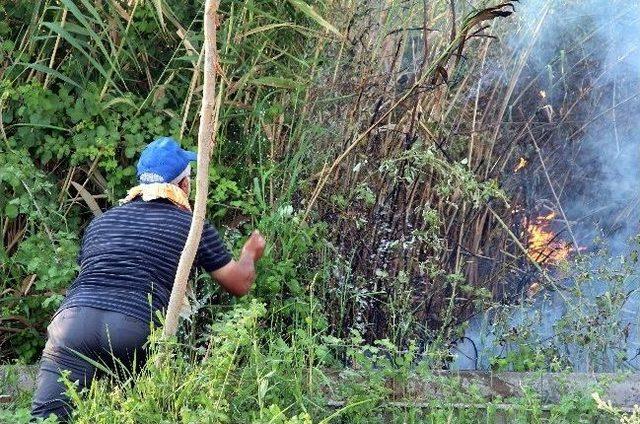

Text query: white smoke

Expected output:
[454,0,640,371]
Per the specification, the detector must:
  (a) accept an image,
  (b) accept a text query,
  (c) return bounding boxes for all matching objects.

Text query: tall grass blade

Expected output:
[66,348,117,378]
[41,22,111,81]
[59,0,126,84]
[287,0,342,38]
[16,62,82,89]
[240,22,319,39]
[153,0,166,31]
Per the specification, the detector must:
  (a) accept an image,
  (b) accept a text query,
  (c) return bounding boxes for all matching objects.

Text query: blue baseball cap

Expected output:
[136,137,197,184]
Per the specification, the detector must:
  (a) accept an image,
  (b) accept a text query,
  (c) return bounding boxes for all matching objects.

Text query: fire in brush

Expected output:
[526,212,574,265]
[514,157,528,172]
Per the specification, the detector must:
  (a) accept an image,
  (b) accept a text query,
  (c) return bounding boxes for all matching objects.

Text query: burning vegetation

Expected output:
[514,157,528,172]
[526,212,574,265]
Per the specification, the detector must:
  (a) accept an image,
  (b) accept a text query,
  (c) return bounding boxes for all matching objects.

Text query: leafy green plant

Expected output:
[593,392,640,424]
[490,345,546,372]
[0,0,331,362]
[69,301,268,423]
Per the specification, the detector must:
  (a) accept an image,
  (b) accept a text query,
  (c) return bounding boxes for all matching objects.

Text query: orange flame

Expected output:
[539,211,556,221]
[526,212,573,264]
[514,157,528,172]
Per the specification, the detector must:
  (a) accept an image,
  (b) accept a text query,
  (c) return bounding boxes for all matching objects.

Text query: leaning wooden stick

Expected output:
[163,0,219,338]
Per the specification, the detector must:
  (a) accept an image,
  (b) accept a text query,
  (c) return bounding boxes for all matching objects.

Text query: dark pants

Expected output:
[31,306,151,422]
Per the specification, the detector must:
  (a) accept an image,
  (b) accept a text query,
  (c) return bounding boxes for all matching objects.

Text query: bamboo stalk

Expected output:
[163,0,219,338]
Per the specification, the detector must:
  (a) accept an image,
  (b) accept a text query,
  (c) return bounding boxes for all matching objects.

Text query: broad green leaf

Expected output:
[124,145,137,158]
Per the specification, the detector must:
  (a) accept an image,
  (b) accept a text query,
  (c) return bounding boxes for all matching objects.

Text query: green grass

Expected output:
[0,300,615,423]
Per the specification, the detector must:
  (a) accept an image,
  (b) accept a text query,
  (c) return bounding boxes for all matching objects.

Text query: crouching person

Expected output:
[31,137,266,422]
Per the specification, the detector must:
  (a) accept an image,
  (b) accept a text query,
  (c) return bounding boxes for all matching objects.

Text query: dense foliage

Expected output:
[1,0,510,365]
[1,0,329,362]
[1,301,613,423]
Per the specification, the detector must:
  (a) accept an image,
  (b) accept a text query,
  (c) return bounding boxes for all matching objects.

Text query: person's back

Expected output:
[61,198,231,324]
[31,137,265,422]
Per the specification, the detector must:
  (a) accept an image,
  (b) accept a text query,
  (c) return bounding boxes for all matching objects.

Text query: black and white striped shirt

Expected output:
[57,198,232,324]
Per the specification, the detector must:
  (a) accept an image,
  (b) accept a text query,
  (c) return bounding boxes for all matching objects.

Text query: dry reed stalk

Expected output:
[163,0,219,338]
[43,8,68,89]
[311,1,534,338]
[485,2,551,178]
[180,44,205,139]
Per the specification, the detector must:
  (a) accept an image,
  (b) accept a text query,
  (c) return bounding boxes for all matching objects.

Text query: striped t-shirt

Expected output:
[57,198,232,324]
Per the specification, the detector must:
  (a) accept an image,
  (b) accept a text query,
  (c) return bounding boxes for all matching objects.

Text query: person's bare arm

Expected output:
[211,230,265,296]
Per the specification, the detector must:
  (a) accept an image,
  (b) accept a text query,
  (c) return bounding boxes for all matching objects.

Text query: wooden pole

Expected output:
[163,0,219,338]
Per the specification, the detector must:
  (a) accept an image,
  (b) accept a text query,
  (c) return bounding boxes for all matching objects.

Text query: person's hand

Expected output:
[242,230,266,262]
